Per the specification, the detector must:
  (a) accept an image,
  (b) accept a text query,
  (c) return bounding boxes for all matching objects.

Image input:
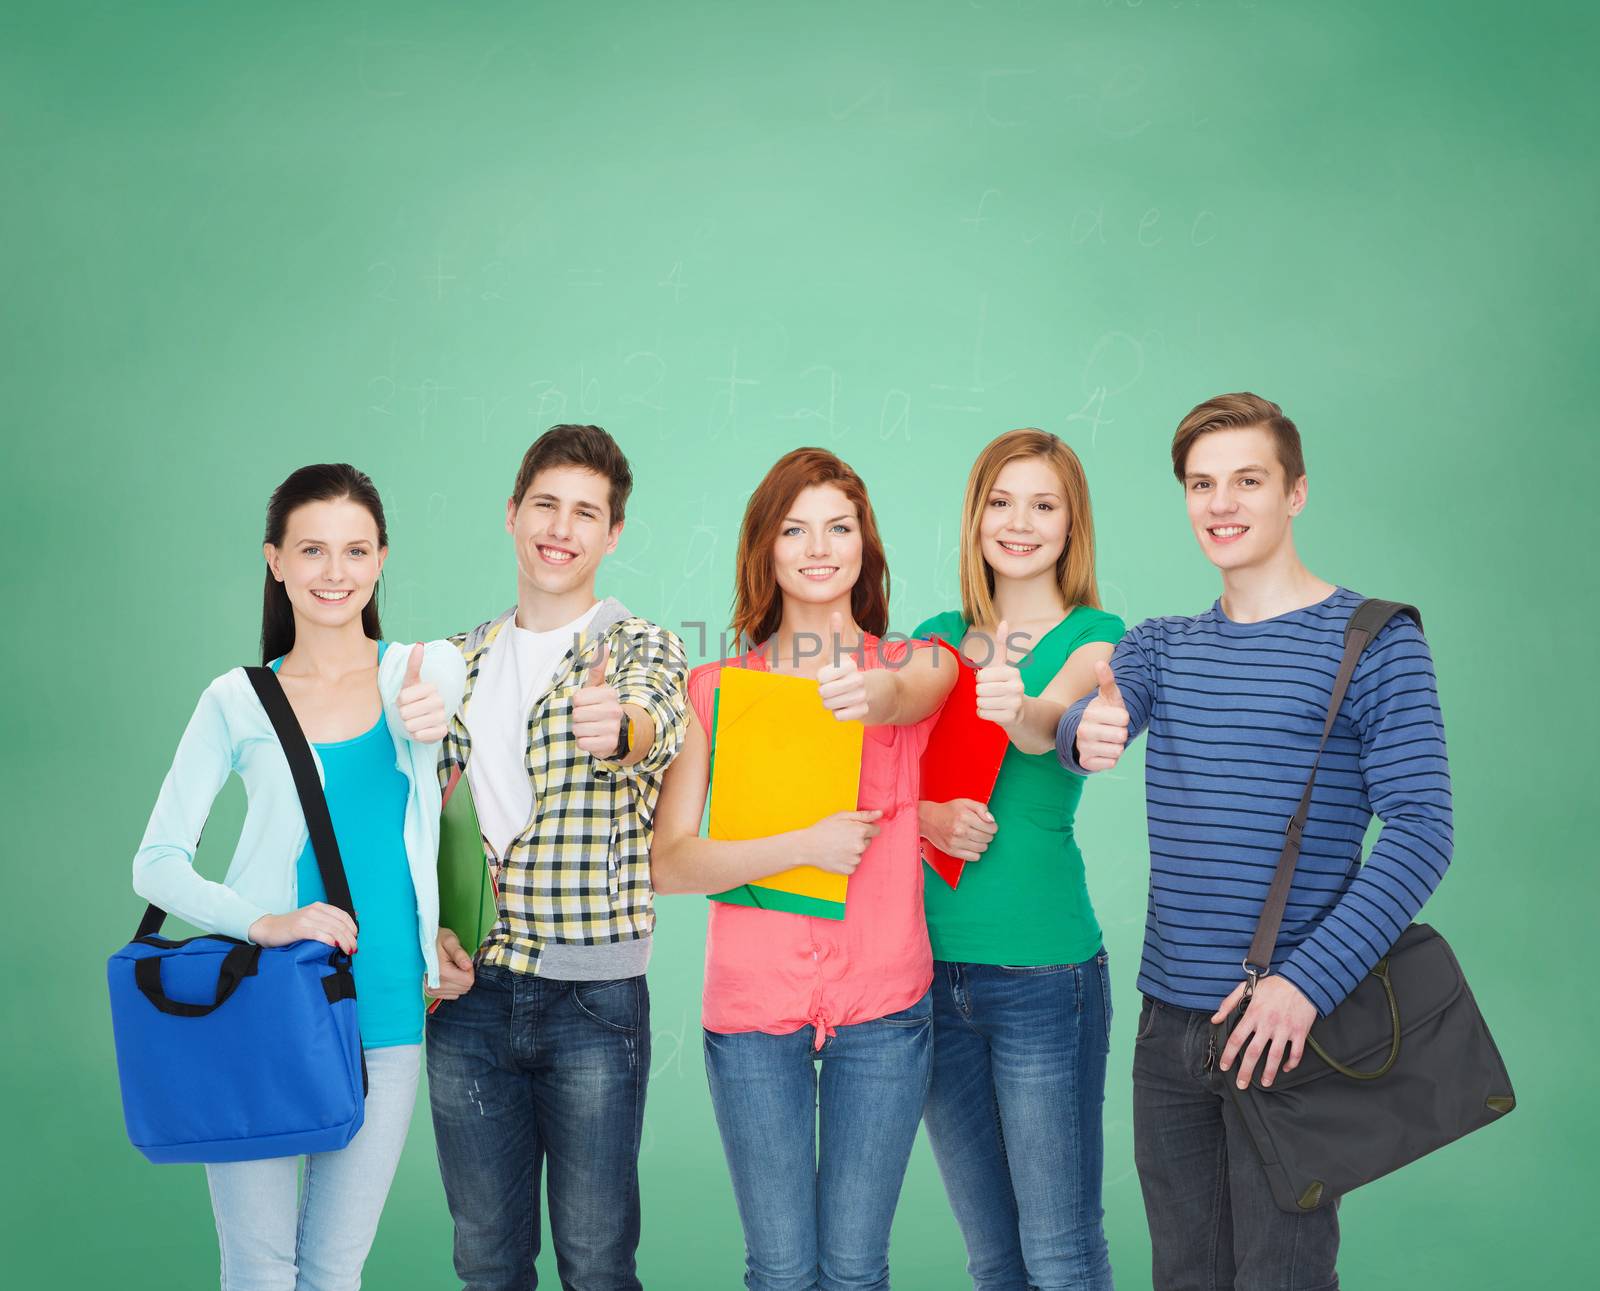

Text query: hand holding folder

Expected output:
[918,639,1011,889]
[707,667,864,920]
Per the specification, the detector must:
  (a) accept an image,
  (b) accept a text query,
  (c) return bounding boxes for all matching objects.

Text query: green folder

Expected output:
[710,881,849,920]
[438,766,498,954]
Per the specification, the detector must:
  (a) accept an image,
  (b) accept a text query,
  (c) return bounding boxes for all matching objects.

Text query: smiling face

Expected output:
[771,483,863,609]
[262,497,385,630]
[1183,426,1307,572]
[979,455,1071,581]
[505,465,621,597]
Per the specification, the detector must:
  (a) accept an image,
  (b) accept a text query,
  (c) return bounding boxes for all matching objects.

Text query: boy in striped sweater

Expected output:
[1057,393,1452,1289]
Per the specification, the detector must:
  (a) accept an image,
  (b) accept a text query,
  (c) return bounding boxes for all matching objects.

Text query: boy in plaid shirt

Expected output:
[426,424,688,1291]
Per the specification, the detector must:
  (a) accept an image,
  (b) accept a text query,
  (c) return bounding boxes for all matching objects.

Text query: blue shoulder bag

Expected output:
[107,666,367,1164]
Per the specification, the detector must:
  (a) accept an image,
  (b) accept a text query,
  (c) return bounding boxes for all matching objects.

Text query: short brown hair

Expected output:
[511,424,633,524]
[1171,393,1305,490]
[731,448,890,647]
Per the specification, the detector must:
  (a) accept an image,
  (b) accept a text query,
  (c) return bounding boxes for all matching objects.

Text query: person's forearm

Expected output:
[1056,699,1093,774]
[651,830,809,895]
[598,683,687,774]
[1279,805,1452,1016]
[607,630,690,774]
[858,669,901,726]
[1282,627,1453,1015]
[860,658,948,726]
[616,704,655,768]
[134,850,269,941]
[419,639,468,718]
[1003,694,1065,756]
[133,689,265,939]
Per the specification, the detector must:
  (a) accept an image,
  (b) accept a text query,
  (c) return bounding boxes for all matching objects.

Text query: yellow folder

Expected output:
[708,666,864,915]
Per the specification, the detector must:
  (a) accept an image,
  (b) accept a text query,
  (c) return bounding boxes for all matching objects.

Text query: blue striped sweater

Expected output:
[1057,587,1452,1016]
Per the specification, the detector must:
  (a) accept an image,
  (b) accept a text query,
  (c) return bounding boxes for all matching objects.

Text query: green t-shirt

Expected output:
[912,605,1126,966]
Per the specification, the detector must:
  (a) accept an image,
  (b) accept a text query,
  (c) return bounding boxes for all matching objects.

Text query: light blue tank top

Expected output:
[276,642,423,1048]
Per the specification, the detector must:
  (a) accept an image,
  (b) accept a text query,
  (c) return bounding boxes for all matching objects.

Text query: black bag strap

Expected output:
[135,666,357,938]
[1242,599,1423,986]
[134,943,263,1016]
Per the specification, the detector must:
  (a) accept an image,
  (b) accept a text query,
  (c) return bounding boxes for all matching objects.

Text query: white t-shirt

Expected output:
[464,602,601,863]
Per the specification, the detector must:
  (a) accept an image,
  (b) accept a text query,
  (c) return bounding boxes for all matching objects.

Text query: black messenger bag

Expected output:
[1213,599,1516,1214]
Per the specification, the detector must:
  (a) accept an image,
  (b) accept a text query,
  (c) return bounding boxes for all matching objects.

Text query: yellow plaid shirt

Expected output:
[440,603,689,975]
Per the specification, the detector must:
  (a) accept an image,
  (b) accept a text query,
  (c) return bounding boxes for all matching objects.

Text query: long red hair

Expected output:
[731,448,890,647]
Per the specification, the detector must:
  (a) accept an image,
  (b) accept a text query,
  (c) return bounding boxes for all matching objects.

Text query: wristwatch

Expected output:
[612,713,634,760]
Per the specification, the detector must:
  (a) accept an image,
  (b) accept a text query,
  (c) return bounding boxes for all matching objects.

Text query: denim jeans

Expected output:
[1132,994,1340,1291]
[702,989,934,1291]
[426,965,650,1291]
[204,1043,421,1291]
[922,954,1115,1291]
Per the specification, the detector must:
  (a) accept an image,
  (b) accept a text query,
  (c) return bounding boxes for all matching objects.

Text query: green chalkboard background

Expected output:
[4,1,1593,1286]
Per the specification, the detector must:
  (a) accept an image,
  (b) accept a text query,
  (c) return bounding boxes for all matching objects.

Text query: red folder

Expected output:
[918,639,1012,889]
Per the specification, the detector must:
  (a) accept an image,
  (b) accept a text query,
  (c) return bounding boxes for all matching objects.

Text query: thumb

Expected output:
[439,929,470,968]
[1211,981,1247,1024]
[993,619,1010,666]
[404,643,424,687]
[1095,660,1123,708]
[586,643,610,688]
[829,610,847,664]
[960,798,996,821]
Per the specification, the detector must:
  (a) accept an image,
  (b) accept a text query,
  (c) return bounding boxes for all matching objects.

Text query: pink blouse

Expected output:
[686,636,943,1047]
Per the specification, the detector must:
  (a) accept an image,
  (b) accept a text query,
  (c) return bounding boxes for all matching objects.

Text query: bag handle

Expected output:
[1304,957,1402,1079]
[134,942,263,1017]
[1242,599,1423,987]
[135,666,358,938]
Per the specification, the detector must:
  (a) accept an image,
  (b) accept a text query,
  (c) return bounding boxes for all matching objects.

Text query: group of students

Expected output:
[131,391,1453,1291]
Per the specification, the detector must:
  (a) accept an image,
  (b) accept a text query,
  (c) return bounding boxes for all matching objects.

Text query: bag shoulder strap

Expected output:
[135,666,357,940]
[242,666,356,919]
[1242,598,1422,982]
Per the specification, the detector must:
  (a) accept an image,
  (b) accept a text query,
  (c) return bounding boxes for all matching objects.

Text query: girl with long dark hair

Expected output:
[131,463,468,1290]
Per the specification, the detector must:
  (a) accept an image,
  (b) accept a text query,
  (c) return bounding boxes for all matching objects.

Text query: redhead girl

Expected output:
[652,448,956,1291]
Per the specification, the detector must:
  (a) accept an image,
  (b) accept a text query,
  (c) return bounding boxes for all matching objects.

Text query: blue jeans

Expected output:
[922,955,1115,1291]
[703,989,934,1291]
[204,1043,421,1291]
[426,966,650,1291]
[1132,995,1340,1291]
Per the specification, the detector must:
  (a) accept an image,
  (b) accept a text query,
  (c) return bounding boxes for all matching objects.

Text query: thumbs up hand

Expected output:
[398,643,450,744]
[974,619,1026,728]
[1075,660,1130,772]
[571,642,626,757]
[817,610,870,722]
